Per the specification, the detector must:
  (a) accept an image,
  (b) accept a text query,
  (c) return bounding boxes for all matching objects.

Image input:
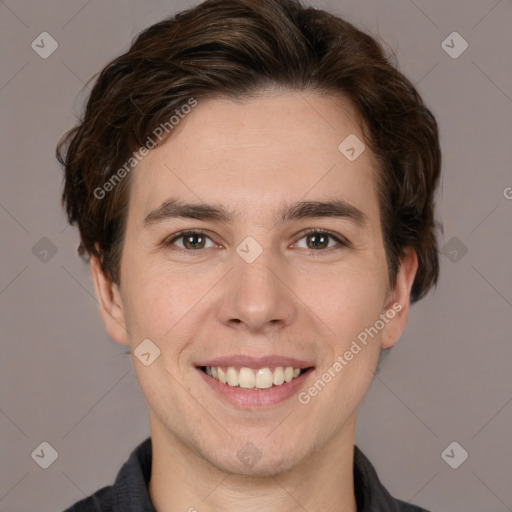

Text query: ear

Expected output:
[380,247,418,349]
[90,255,130,346]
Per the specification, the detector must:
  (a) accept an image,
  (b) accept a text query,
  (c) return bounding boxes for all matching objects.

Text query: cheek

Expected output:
[306,275,386,415]
[120,255,206,337]
[317,265,388,344]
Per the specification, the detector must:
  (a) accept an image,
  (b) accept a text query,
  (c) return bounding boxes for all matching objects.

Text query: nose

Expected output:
[217,244,297,335]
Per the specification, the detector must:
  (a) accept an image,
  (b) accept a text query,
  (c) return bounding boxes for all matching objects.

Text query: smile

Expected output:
[195,355,315,408]
[200,365,308,390]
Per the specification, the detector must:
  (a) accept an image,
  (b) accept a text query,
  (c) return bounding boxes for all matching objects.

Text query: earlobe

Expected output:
[90,255,130,346]
[380,248,419,349]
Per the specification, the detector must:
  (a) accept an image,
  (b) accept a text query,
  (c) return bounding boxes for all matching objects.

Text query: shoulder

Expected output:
[61,485,112,511]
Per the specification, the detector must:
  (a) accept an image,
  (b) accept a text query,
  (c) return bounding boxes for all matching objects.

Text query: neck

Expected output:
[148,413,358,512]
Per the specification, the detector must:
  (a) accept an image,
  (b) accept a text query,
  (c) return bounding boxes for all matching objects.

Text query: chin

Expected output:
[204,442,304,478]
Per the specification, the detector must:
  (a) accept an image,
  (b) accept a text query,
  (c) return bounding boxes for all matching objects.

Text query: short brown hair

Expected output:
[56,0,441,303]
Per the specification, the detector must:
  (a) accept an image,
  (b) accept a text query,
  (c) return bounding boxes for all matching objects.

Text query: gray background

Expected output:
[1,0,511,511]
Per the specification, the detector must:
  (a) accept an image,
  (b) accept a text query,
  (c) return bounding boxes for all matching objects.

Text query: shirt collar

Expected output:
[112,437,155,512]
[353,445,406,511]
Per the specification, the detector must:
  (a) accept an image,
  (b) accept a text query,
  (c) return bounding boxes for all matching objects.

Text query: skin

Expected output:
[91,90,418,512]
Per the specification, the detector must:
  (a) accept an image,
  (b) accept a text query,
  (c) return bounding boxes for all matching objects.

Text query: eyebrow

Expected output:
[143,198,367,227]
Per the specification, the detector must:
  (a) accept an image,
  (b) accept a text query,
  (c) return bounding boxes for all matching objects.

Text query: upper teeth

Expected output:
[205,366,302,389]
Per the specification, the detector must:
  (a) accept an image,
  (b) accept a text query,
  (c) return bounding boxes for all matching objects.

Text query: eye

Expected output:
[163,228,349,254]
[293,229,348,252]
[165,230,216,251]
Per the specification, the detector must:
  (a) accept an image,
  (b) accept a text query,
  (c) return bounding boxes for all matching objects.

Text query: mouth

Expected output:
[194,357,315,408]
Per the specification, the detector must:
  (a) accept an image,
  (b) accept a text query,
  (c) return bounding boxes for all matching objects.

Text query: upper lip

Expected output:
[196,355,315,369]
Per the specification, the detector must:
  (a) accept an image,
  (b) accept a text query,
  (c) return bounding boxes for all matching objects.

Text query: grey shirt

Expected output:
[63,437,430,511]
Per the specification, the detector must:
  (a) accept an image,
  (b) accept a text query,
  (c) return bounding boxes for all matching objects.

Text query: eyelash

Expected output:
[163,228,349,256]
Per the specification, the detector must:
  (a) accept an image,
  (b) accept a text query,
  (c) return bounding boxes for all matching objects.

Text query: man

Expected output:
[57,0,440,510]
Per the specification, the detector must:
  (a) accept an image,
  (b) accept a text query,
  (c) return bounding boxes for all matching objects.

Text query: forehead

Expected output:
[128,91,381,225]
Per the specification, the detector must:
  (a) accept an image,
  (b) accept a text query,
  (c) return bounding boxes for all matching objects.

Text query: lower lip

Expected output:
[196,367,314,408]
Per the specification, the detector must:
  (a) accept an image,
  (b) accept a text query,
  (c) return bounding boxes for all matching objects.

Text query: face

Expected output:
[92,90,417,476]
